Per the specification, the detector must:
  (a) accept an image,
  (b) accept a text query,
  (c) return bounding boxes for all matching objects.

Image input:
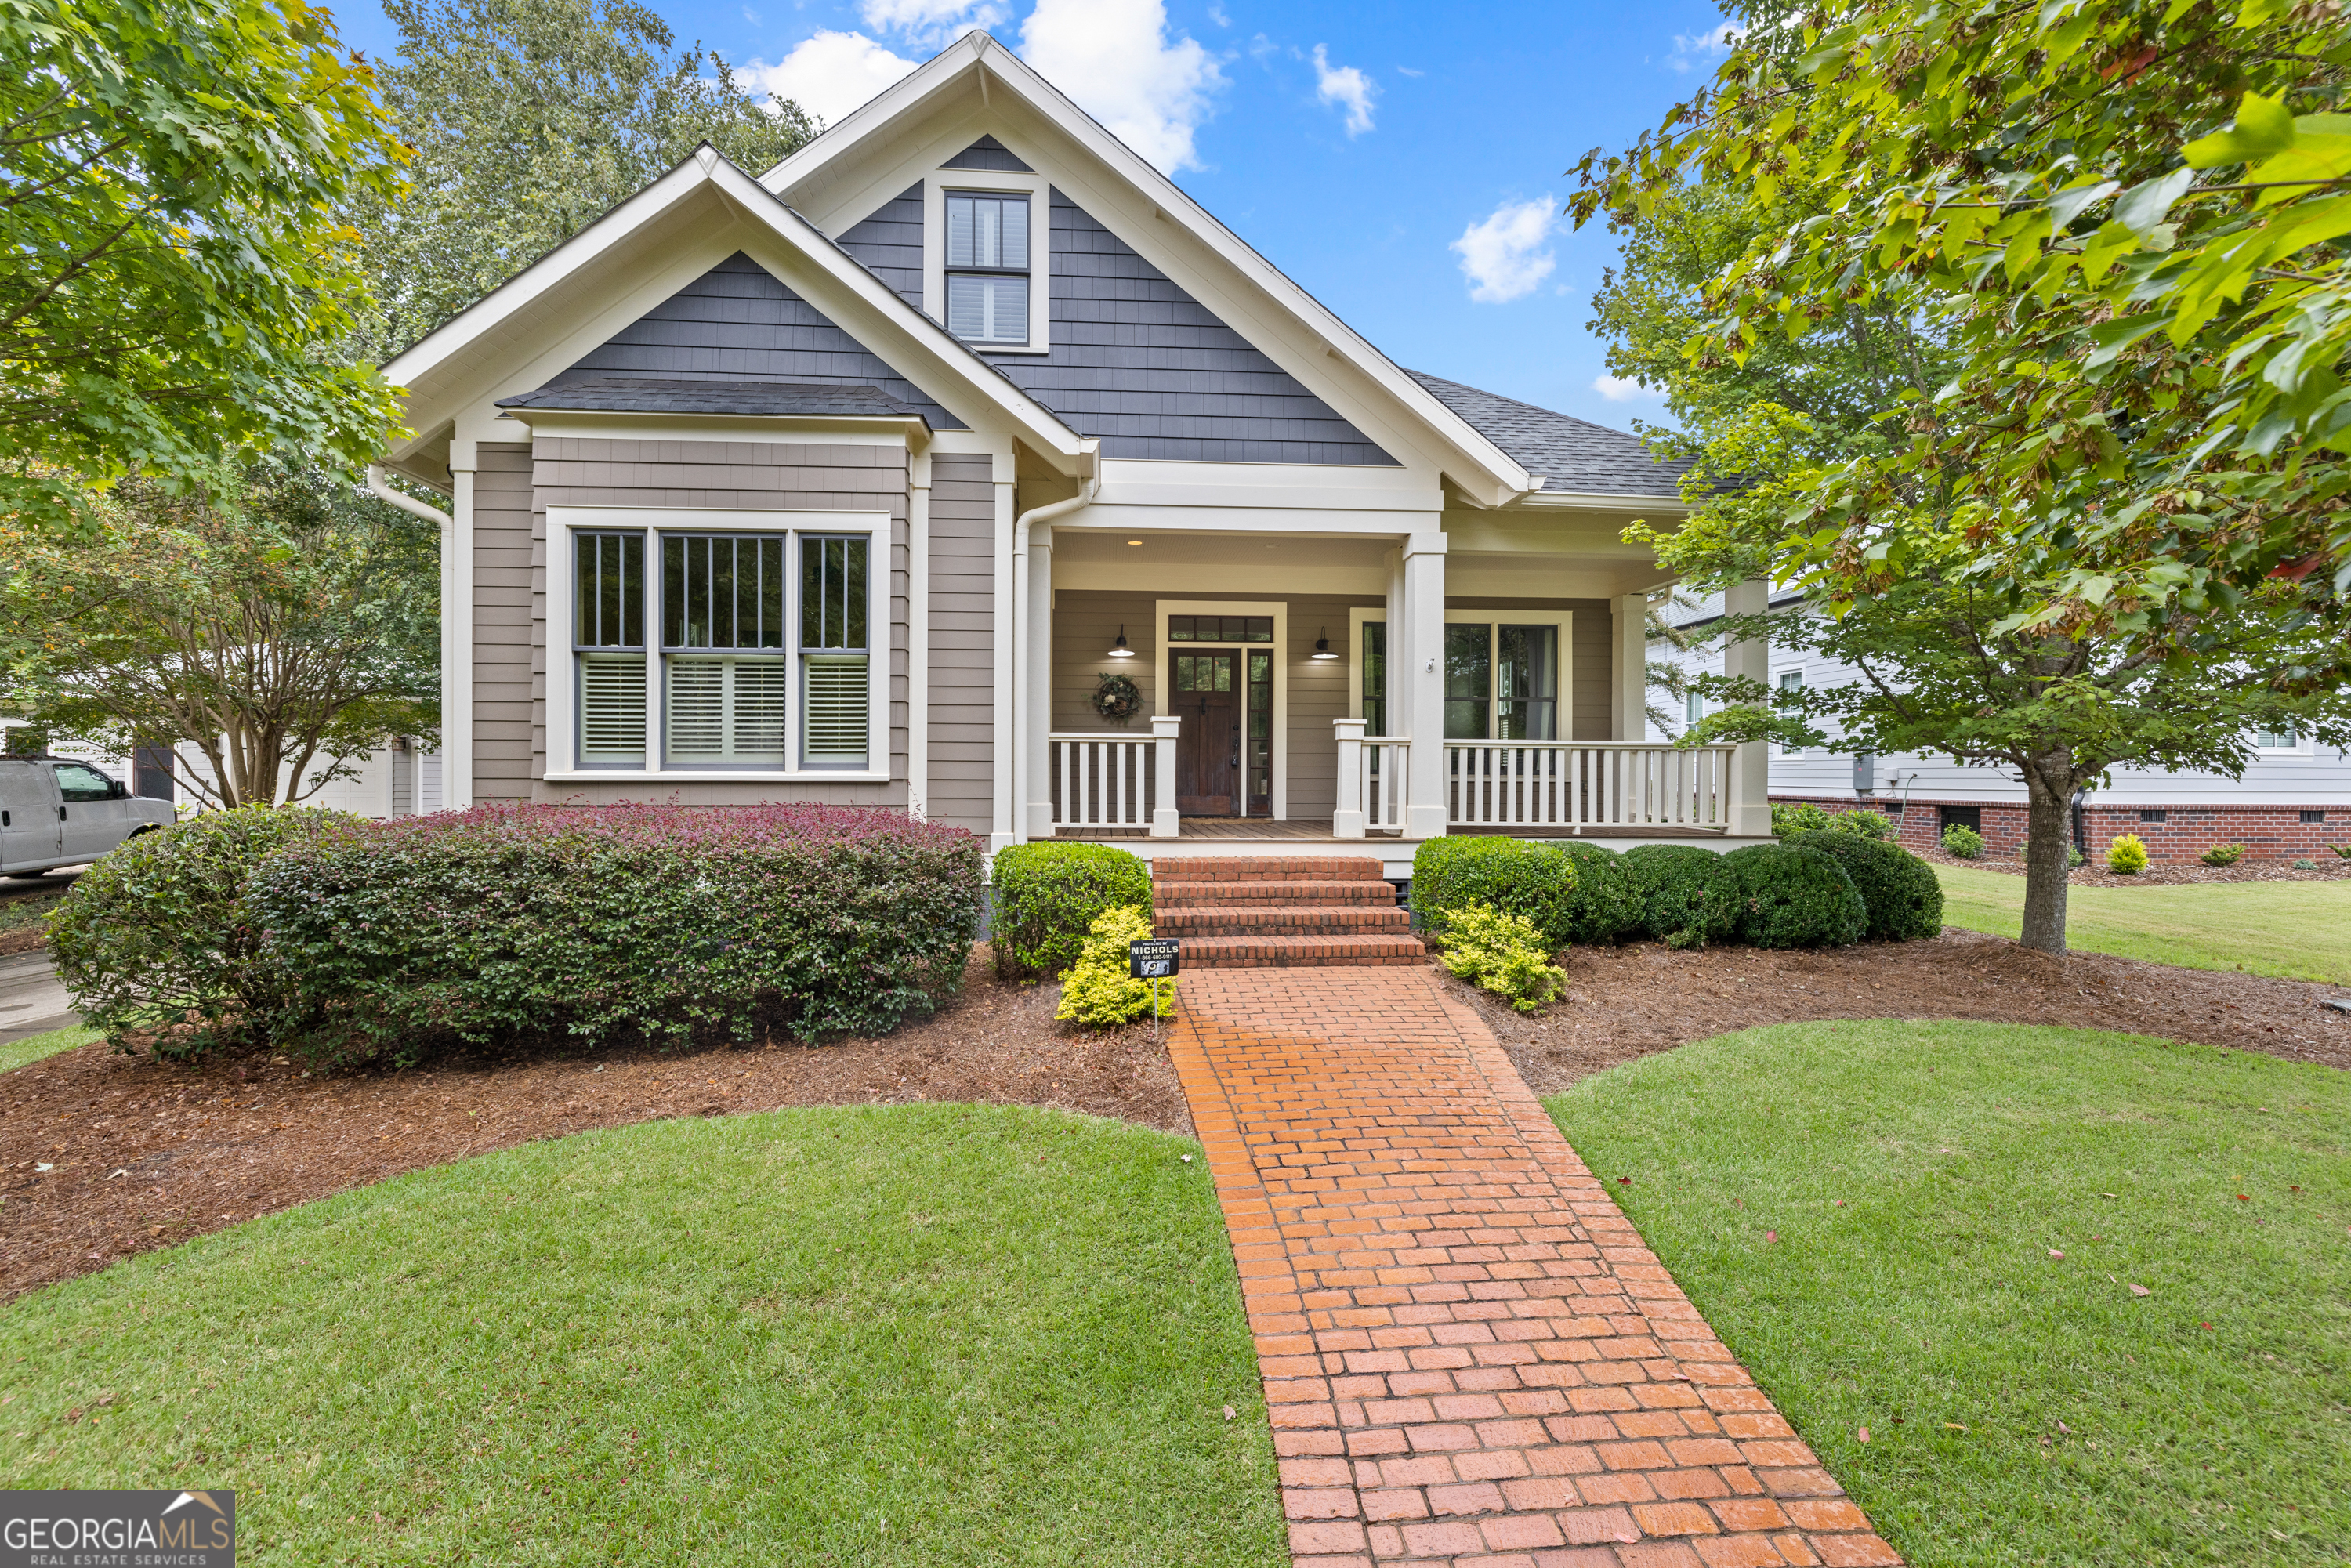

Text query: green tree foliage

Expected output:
[0,0,408,527]
[2,462,440,806]
[1575,0,2351,954]
[353,0,816,353]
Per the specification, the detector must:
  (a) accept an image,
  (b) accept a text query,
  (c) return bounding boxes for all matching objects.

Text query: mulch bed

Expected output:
[0,877,69,957]
[12,919,2351,1306]
[1916,846,2351,885]
[0,950,1187,1305]
[1455,927,2351,1098]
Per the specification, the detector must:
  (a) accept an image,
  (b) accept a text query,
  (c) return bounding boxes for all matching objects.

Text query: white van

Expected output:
[0,756,177,878]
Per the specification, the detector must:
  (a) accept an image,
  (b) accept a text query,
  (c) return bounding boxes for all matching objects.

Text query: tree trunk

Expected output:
[2019,762,2075,954]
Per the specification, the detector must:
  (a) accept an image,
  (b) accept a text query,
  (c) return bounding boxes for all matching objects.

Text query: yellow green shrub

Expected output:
[1052,906,1177,1028]
[2107,833,2149,875]
[1433,902,1567,1014]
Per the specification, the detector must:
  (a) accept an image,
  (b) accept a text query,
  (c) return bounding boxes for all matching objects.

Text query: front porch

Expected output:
[1005,518,1778,872]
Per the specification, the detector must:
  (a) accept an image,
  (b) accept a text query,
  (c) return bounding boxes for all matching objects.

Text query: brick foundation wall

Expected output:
[1771,795,2350,864]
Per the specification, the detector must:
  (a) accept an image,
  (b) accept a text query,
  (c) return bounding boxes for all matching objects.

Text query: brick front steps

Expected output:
[1154,857,1425,969]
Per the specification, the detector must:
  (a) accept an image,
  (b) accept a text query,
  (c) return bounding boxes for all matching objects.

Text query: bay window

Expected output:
[562,517,878,776]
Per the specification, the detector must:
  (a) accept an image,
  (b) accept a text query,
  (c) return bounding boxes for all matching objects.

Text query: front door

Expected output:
[1173,652,1240,816]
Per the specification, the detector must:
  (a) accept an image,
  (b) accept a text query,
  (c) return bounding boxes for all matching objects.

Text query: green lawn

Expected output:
[1547,1021,2350,1568]
[1936,864,2351,982]
[0,1023,96,1074]
[0,1103,1284,1567]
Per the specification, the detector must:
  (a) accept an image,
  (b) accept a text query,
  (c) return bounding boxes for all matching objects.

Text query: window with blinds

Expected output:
[662,533,792,768]
[945,191,1028,345]
[574,531,646,766]
[801,535,869,767]
[569,525,876,773]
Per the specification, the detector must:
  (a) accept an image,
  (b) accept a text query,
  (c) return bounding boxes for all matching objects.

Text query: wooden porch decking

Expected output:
[1060,817,1733,842]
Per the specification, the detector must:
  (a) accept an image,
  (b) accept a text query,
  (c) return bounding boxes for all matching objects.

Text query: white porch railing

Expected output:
[1331,719,1407,838]
[1049,714,1179,837]
[1445,741,1740,831]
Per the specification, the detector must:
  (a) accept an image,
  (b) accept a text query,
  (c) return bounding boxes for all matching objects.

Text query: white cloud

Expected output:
[1450,195,1559,303]
[747,31,919,128]
[1206,1,1229,24]
[1668,21,1739,72]
[1310,44,1376,136]
[1020,0,1223,172]
[860,0,1005,48]
[1593,375,1657,402]
[1395,64,1423,78]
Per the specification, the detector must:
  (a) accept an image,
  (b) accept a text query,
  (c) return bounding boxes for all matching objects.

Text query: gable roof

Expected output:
[1405,372,1694,502]
[375,147,1092,481]
[763,33,1543,505]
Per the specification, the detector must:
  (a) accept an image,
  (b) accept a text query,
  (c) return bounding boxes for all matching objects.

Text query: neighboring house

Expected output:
[1652,591,2351,864]
[0,724,440,820]
[370,34,1779,874]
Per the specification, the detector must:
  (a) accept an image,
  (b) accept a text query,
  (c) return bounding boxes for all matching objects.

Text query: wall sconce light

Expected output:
[1310,628,1339,661]
[1107,625,1136,658]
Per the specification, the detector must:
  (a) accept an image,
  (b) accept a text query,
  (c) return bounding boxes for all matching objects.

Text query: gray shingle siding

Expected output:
[941,135,1031,172]
[558,252,968,429]
[831,185,1396,465]
[1404,371,1690,498]
[835,184,923,309]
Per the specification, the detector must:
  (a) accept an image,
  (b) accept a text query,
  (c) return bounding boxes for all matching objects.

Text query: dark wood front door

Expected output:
[1173,652,1241,816]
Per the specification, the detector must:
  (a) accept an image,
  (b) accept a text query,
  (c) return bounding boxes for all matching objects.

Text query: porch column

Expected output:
[1023,525,1055,839]
[1331,717,1366,838]
[1150,712,1180,838]
[1725,578,1772,836]
[1401,532,1448,839]
[1612,592,1650,741]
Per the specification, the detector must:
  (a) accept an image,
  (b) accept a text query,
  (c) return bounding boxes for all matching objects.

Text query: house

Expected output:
[1653,591,2351,864]
[371,33,1782,875]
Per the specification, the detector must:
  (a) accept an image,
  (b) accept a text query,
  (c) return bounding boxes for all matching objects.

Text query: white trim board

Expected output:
[1154,599,1288,820]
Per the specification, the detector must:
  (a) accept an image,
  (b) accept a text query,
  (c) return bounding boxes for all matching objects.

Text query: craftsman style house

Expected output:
[372,32,1778,872]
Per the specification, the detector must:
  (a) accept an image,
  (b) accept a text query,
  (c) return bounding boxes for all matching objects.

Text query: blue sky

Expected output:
[331,0,1735,432]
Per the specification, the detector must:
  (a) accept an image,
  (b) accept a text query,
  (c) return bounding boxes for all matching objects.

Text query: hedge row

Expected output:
[1411,831,1942,952]
[55,804,985,1066]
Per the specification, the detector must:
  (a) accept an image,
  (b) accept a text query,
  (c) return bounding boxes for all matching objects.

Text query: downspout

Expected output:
[1009,446,1099,844]
[368,464,456,791]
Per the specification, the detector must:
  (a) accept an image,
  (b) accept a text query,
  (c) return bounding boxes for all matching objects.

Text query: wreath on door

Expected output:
[1091,671,1145,726]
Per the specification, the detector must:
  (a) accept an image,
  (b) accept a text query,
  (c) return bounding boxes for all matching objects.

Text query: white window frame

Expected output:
[2253,722,2313,755]
[1346,606,1575,741]
[1775,668,1805,755]
[545,507,890,783]
[922,171,1052,354]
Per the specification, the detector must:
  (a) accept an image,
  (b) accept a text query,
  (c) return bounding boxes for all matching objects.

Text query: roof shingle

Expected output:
[1405,370,1692,499]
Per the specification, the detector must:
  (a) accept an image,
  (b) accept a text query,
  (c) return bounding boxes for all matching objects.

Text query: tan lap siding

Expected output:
[925,454,998,836]
[1049,591,1380,823]
[472,444,537,802]
[528,437,911,806]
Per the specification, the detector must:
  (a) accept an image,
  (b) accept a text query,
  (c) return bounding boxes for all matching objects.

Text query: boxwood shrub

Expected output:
[49,806,351,1057]
[1722,842,1867,948]
[990,842,1152,980]
[1786,829,1944,940]
[250,804,982,1066]
[1621,844,1741,949]
[1545,841,1644,945]
[1411,836,1579,948]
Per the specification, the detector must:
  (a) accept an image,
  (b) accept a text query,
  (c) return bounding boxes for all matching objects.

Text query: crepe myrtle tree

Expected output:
[1668,483,2348,952]
[2,461,439,808]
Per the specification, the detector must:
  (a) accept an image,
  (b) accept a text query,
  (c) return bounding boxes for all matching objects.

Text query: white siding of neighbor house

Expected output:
[1650,596,2351,806]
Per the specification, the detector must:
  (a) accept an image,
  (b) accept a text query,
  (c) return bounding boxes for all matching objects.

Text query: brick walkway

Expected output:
[1167,966,1901,1568]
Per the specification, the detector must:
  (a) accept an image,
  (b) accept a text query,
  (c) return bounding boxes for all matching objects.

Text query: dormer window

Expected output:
[945,190,1029,345]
